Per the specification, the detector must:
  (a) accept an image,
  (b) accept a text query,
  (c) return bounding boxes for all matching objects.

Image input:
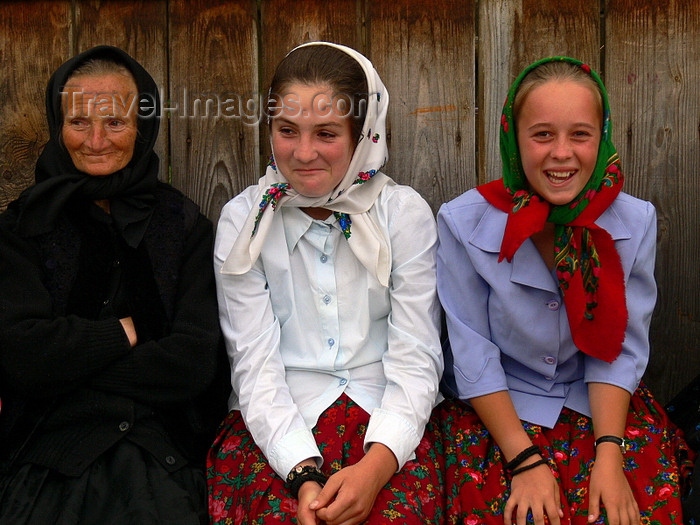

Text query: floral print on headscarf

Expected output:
[222,42,395,286]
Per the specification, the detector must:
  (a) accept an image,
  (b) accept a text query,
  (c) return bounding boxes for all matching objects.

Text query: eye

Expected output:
[318,130,337,139]
[532,130,552,140]
[276,126,296,136]
[107,119,127,130]
[572,130,594,141]
[66,118,89,130]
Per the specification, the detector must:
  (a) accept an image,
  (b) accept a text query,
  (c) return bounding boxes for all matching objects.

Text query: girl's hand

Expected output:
[466,391,564,525]
[587,383,639,524]
[297,481,323,525]
[309,443,397,525]
[587,445,640,525]
[504,459,564,525]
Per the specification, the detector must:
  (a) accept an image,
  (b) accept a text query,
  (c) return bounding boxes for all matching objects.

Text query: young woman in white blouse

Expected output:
[207,42,444,525]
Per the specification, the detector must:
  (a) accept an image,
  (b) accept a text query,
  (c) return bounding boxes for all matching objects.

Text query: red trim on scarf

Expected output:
[477,179,628,363]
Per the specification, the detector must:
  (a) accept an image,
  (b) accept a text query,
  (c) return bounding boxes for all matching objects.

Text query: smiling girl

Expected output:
[436,57,693,525]
[207,42,444,525]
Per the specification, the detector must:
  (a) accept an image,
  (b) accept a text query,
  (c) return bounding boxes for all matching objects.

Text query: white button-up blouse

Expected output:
[214,183,443,478]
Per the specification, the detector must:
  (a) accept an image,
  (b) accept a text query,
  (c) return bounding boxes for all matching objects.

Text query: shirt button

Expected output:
[103,299,110,306]
[320,254,328,263]
[339,378,347,386]
[118,421,130,432]
[544,376,553,381]
[165,455,176,465]
[547,300,560,311]
[113,259,121,268]
[323,295,331,305]
[543,356,556,365]
[328,338,335,346]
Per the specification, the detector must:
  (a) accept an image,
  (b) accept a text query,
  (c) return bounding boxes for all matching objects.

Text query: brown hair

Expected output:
[269,44,368,141]
[513,61,603,123]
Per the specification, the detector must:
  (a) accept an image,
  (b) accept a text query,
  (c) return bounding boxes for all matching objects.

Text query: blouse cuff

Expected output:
[364,408,420,471]
[267,426,323,479]
[584,353,643,395]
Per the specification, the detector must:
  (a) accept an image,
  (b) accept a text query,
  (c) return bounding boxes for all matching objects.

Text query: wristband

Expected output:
[505,445,541,472]
[594,435,626,452]
[284,465,327,499]
[510,458,548,476]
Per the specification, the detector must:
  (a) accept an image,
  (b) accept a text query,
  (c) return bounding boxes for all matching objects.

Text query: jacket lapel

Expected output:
[467,203,632,294]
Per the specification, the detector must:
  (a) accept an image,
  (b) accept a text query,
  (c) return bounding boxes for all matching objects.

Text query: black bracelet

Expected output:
[594,435,626,451]
[510,458,549,476]
[284,465,327,499]
[505,445,541,472]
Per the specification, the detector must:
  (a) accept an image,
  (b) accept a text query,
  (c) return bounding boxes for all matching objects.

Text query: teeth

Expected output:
[545,171,574,181]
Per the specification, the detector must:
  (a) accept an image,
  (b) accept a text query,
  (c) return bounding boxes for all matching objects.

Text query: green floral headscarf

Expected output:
[499,56,621,222]
[478,56,627,363]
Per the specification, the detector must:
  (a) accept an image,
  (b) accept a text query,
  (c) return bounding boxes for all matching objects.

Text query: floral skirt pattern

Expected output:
[207,394,445,524]
[437,384,696,524]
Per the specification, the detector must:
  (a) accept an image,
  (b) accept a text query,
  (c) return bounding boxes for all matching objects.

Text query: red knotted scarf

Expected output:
[478,164,627,363]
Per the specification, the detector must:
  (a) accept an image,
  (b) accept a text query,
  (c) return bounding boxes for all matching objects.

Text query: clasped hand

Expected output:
[296,443,397,525]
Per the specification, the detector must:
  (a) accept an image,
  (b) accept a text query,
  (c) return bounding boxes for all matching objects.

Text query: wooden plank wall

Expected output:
[0,0,698,404]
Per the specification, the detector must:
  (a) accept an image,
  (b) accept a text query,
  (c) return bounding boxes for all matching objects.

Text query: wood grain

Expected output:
[606,0,700,402]
[0,1,71,210]
[369,0,476,212]
[168,0,258,224]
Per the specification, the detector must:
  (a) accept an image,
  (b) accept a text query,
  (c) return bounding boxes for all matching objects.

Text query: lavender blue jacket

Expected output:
[436,189,656,428]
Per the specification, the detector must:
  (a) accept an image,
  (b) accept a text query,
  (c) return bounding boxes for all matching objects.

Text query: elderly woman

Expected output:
[0,45,226,524]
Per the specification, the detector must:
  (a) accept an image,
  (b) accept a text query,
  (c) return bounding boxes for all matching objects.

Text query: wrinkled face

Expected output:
[61,72,139,176]
[270,82,355,198]
[516,79,602,205]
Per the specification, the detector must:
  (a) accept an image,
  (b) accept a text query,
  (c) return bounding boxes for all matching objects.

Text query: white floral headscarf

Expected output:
[221,41,394,286]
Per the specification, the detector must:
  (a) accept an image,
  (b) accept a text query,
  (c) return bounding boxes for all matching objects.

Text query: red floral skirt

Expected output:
[437,384,695,524]
[207,394,445,524]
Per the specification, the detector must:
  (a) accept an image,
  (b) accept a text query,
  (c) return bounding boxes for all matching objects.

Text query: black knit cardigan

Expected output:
[0,184,229,476]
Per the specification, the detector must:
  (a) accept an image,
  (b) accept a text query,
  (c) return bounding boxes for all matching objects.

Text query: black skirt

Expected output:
[0,439,207,525]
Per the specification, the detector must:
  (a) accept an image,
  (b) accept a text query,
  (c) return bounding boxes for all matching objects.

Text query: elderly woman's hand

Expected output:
[119,316,138,347]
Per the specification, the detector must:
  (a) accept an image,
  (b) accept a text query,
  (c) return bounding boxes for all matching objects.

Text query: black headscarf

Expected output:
[16,45,161,247]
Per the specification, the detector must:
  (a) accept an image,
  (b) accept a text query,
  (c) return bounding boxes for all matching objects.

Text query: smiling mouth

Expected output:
[545,170,575,183]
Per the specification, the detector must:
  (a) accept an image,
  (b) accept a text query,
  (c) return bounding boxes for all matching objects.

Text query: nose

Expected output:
[550,136,573,160]
[293,134,318,163]
[85,124,109,150]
